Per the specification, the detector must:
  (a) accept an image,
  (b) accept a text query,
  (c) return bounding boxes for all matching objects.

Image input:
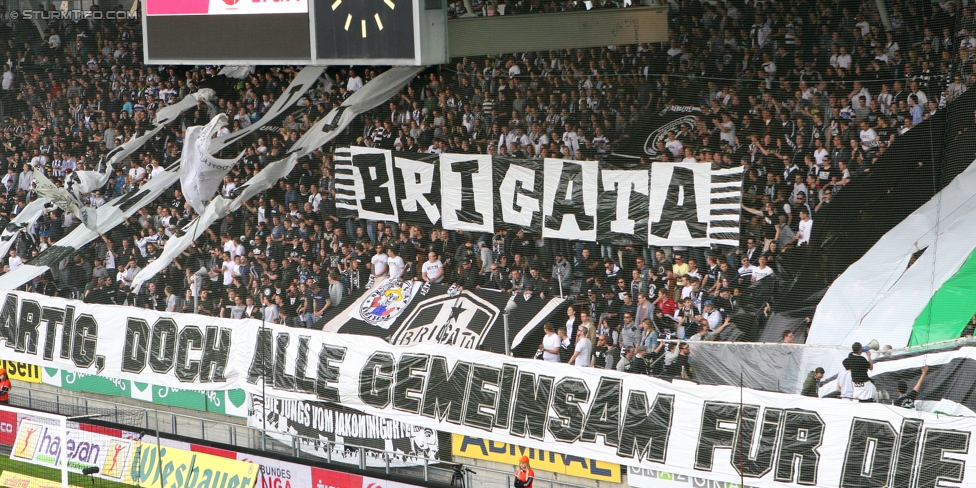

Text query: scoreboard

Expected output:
[143,0,447,65]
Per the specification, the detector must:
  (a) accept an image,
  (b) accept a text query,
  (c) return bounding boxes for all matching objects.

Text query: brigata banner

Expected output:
[334,147,743,246]
[4,290,976,487]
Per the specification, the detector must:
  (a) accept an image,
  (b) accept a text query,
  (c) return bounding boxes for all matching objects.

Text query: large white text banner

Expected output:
[0,290,971,487]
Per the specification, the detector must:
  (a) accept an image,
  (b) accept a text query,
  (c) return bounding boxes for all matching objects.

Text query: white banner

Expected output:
[1,291,975,487]
[542,159,599,241]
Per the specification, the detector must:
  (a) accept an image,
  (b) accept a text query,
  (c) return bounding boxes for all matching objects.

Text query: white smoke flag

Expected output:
[0,68,324,291]
[180,114,245,215]
[130,67,421,291]
[218,66,255,79]
[32,161,115,231]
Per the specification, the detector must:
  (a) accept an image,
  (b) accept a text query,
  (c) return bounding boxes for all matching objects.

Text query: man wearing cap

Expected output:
[455,258,478,290]
[551,252,571,295]
[0,368,9,405]
[697,300,723,333]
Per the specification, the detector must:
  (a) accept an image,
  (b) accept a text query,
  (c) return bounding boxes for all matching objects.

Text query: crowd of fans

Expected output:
[0,0,968,368]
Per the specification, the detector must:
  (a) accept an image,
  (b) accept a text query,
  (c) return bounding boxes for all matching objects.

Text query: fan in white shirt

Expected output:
[386,247,406,280]
[751,256,775,282]
[796,211,814,246]
[421,252,444,283]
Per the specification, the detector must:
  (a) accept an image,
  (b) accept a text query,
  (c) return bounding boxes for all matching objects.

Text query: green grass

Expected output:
[0,455,136,487]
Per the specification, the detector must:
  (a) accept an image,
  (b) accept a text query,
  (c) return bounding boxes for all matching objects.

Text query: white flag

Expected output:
[130,67,421,291]
[0,68,324,291]
[179,114,244,215]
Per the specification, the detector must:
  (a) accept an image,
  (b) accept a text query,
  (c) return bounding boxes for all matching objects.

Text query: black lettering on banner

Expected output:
[40,307,64,361]
[200,326,231,383]
[580,377,621,446]
[273,333,296,391]
[148,318,177,374]
[598,169,649,242]
[463,365,501,431]
[122,318,149,374]
[15,299,40,354]
[493,364,518,429]
[60,305,74,360]
[495,159,541,231]
[733,406,782,478]
[61,305,75,359]
[393,353,429,415]
[293,336,315,394]
[841,418,896,488]
[247,328,274,384]
[651,166,707,239]
[695,401,740,471]
[915,428,970,488]
[393,157,440,225]
[545,162,594,232]
[359,351,395,409]
[421,356,470,425]
[0,294,17,348]
[450,160,485,225]
[175,326,203,382]
[316,344,346,402]
[617,391,673,463]
[70,314,97,368]
[510,372,554,441]
[891,419,922,488]
[547,377,590,443]
[774,409,823,486]
[353,153,396,217]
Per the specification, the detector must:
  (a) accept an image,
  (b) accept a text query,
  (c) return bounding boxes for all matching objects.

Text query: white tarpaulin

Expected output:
[807,157,976,348]
[179,113,243,215]
[1,290,975,487]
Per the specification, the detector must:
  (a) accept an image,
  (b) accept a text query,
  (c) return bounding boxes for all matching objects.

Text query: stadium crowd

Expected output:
[0,0,969,375]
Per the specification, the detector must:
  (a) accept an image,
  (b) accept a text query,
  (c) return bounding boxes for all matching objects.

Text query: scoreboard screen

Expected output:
[144,0,312,64]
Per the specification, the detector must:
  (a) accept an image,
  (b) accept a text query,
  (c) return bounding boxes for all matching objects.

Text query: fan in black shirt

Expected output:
[894,365,929,409]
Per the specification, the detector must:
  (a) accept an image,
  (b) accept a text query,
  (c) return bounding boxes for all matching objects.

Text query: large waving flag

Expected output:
[130,66,421,292]
[0,67,325,290]
[808,157,976,348]
[179,113,244,215]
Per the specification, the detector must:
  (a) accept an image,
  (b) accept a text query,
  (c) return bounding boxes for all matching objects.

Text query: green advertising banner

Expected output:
[40,366,246,417]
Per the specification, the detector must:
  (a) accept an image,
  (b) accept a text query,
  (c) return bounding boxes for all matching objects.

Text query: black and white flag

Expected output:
[492,158,543,234]
[597,161,650,244]
[543,159,598,241]
[335,147,400,222]
[440,154,494,233]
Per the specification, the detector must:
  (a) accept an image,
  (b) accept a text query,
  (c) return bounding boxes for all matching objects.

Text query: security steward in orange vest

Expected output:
[514,455,534,488]
[0,368,10,405]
